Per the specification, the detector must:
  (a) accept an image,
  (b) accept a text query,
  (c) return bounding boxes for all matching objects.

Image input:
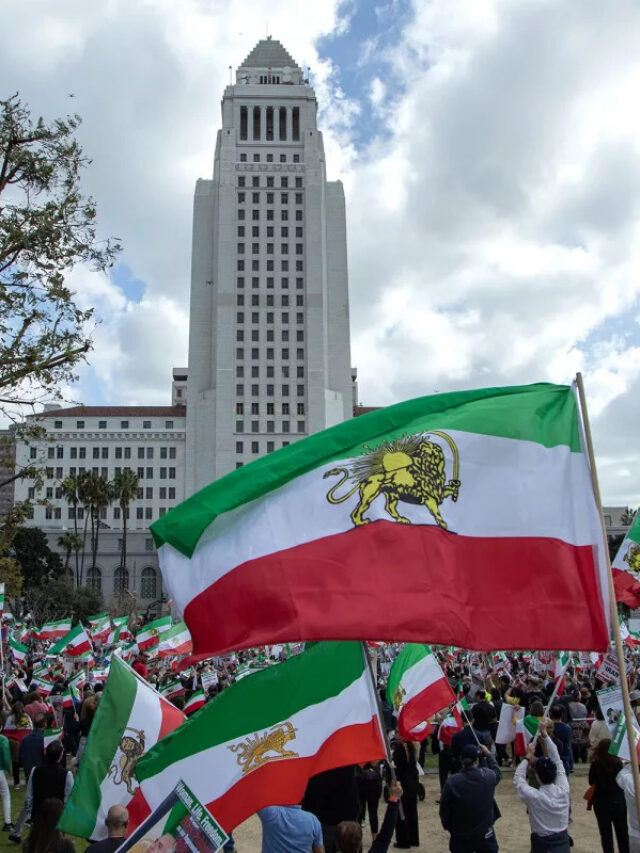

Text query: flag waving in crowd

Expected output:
[387,644,455,740]
[151,383,609,660]
[612,510,640,608]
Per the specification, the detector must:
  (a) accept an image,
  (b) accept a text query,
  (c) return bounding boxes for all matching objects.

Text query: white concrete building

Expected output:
[185,37,352,493]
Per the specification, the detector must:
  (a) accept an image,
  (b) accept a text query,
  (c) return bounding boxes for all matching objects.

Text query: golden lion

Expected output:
[324,432,460,529]
[624,543,640,574]
[228,720,298,775]
[108,728,145,796]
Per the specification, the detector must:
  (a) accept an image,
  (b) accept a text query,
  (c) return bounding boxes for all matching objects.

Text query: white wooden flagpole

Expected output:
[575,372,640,819]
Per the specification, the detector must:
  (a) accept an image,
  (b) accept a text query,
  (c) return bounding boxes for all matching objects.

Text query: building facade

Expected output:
[185,38,352,494]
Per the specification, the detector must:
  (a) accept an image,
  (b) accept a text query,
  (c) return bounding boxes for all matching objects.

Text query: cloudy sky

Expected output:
[3,0,640,504]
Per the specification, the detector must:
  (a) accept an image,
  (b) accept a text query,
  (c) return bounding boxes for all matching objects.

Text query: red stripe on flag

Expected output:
[157,698,185,740]
[400,677,456,734]
[183,523,608,659]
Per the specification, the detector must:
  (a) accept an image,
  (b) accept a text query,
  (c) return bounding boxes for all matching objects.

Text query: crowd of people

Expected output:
[0,631,638,852]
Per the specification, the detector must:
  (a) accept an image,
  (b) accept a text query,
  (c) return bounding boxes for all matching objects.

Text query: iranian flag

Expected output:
[43,727,62,749]
[155,622,193,658]
[9,636,28,665]
[438,698,469,746]
[58,655,185,842]
[553,651,570,695]
[90,616,111,644]
[161,680,184,700]
[609,711,640,762]
[184,690,205,716]
[387,644,455,740]
[107,617,131,646]
[49,623,92,657]
[137,616,172,652]
[0,582,5,617]
[39,618,72,641]
[62,688,76,710]
[515,715,540,757]
[3,716,32,744]
[151,384,609,659]
[612,512,640,608]
[134,642,384,833]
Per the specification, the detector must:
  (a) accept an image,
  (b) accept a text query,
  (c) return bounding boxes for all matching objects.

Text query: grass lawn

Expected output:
[0,784,89,853]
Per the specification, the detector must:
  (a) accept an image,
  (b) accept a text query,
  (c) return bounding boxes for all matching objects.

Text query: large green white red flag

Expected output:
[151,384,609,658]
[38,618,72,641]
[611,512,640,608]
[153,622,192,658]
[58,655,185,841]
[134,642,384,832]
[49,623,92,657]
[137,616,172,652]
[387,644,455,740]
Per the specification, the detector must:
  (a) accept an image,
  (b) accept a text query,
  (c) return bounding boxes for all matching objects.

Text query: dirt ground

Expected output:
[234,765,605,853]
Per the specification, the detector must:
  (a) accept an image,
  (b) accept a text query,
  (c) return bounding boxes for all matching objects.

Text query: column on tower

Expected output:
[260,105,267,141]
[286,107,292,141]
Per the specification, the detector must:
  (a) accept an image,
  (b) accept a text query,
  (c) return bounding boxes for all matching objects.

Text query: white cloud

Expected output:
[4,0,640,502]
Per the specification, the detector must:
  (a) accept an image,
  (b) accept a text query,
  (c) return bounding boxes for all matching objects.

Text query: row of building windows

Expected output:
[236,276,304,290]
[238,209,303,222]
[52,419,175,430]
[239,152,300,163]
[41,446,178,460]
[236,347,305,360]
[239,105,300,141]
[236,329,304,342]
[236,312,304,324]
[237,191,304,205]
[236,421,306,433]
[235,384,306,397]
[238,293,303,305]
[43,465,177,480]
[238,227,303,238]
[86,566,158,598]
[237,244,304,257]
[236,402,305,415]
[237,259,304,273]
[238,175,303,189]
[235,365,304,378]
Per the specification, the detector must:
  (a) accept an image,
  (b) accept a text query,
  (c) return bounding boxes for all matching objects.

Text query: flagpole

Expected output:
[360,642,404,821]
[575,372,640,817]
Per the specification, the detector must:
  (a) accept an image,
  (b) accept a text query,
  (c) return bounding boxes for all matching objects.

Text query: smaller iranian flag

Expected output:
[9,636,28,665]
[0,582,5,617]
[137,616,172,652]
[63,688,76,710]
[58,655,185,842]
[387,644,455,740]
[155,623,193,658]
[69,670,86,692]
[122,641,139,661]
[49,623,92,657]
[161,680,184,700]
[609,711,640,763]
[43,728,62,749]
[88,612,109,628]
[612,512,640,608]
[39,618,72,641]
[438,698,469,746]
[3,716,32,744]
[514,714,539,757]
[107,617,130,646]
[184,690,205,716]
[31,677,53,697]
[553,651,570,695]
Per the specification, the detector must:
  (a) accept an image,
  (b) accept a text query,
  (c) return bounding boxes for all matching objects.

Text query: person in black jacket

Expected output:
[392,737,419,848]
[440,744,501,853]
[303,765,360,853]
[335,781,403,853]
[589,739,629,853]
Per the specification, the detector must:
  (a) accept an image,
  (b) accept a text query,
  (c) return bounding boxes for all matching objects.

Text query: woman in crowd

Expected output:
[2,700,32,788]
[391,735,419,849]
[357,761,382,841]
[24,798,75,853]
[589,738,629,853]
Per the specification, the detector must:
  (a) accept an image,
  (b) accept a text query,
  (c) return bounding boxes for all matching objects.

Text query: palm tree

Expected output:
[57,531,84,574]
[60,474,81,583]
[620,507,636,527]
[91,475,113,570]
[112,470,140,582]
[77,471,93,582]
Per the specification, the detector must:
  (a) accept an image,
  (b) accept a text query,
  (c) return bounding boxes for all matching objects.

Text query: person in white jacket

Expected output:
[513,721,571,852]
[617,763,640,852]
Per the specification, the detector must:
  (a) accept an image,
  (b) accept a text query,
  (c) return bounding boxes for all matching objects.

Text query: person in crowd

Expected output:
[258,800,325,853]
[549,704,573,776]
[357,762,382,842]
[23,797,75,853]
[568,689,590,764]
[88,805,129,852]
[617,761,640,853]
[514,721,571,853]
[335,780,403,853]
[439,744,501,852]
[76,693,100,763]
[0,726,13,832]
[589,738,629,853]
[451,702,496,772]
[391,735,419,849]
[132,653,149,680]
[303,765,360,853]
[590,707,612,758]
[378,690,394,734]
[2,700,32,788]
[10,740,73,845]
[17,713,46,785]
[23,691,49,724]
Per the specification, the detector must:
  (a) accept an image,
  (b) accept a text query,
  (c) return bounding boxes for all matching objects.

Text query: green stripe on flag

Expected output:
[386,644,430,709]
[58,656,138,838]
[151,383,579,557]
[136,641,366,780]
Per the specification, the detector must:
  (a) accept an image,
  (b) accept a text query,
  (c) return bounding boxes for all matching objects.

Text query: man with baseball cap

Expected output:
[439,742,502,852]
[514,719,571,852]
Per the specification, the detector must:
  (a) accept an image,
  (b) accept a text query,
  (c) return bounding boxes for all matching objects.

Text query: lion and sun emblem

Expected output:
[323,430,461,530]
[108,726,146,796]
[624,542,640,575]
[228,721,299,775]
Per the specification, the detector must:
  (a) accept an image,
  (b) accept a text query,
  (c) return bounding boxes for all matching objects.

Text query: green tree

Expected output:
[57,530,83,574]
[23,577,103,627]
[60,473,82,581]
[11,526,63,588]
[620,507,636,527]
[112,470,139,577]
[79,472,112,578]
[0,94,121,415]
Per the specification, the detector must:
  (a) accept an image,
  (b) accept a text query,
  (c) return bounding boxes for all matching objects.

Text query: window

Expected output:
[54,420,62,429]
[252,226,259,238]
[124,447,131,459]
[236,330,244,342]
[295,177,303,188]
[296,295,304,306]
[237,243,245,255]
[252,348,259,359]
[252,366,259,377]
[296,209,303,221]
[113,506,120,519]
[266,106,274,140]
[281,176,288,188]
[143,420,151,429]
[251,402,259,414]
[252,421,259,433]
[236,403,244,415]
[146,447,154,459]
[281,260,288,271]
[237,312,244,323]
[29,447,37,459]
[141,567,157,599]
[267,176,274,188]
[297,348,304,359]
[28,487,35,499]
[267,402,274,414]
[252,312,259,323]
[253,153,260,163]
[252,260,260,271]
[169,467,176,479]
[48,447,55,459]
[160,467,167,479]
[267,243,274,255]
[146,467,153,479]
[159,486,167,499]
[55,446,64,459]
[296,193,303,205]
[137,467,144,479]
[145,537,154,552]
[137,487,144,499]
[56,466,63,478]
[252,176,259,188]
[238,176,246,188]
[280,153,286,163]
[92,447,100,459]
[87,567,102,592]
[267,441,275,453]
[76,420,85,429]
[298,421,306,433]
[138,447,145,459]
[252,441,259,454]
[238,194,245,204]
[282,277,289,289]
[296,277,303,289]
[279,107,287,140]
[240,152,247,162]
[266,192,274,204]
[282,330,289,341]
[296,244,303,255]
[252,209,259,221]
[267,312,274,324]
[267,153,273,162]
[267,421,275,433]
[236,463,243,469]
[237,259,244,270]
[236,348,245,360]
[251,384,259,397]
[292,107,300,140]
[293,154,300,163]
[252,192,259,204]
[236,383,244,396]
[238,209,245,220]
[236,420,244,432]
[236,441,243,453]
[113,447,121,460]
[159,507,167,516]
[169,487,175,499]
[267,209,274,221]
[251,330,259,341]
[146,486,153,499]
[45,507,53,520]
[282,384,289,396]
[240,105,248,140]
[282,312,289,323]
[281,193,288,204]
[267,276,274,287]
[281,227,289,238]
[297,385,305,396]
[237,276,245,289]
[282,210,289,221]
[145,507,152,520]
[113,567,129,593]
[267,384,274,396]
